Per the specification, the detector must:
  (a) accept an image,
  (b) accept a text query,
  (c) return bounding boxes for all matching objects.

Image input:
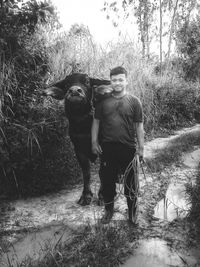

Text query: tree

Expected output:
[67,23,97,73]
[135,0,157,58]
[176,15,200,80]
[0,0,59,56]
[159,0,163,71]
[102,0,200,64]
[102,0,157,58]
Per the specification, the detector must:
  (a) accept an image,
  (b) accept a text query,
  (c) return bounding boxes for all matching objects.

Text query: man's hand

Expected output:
[139,155,144,163]
[137,147,144,163]
[135,122,144,163]
[92,141,102,155]
[91,118,102,155]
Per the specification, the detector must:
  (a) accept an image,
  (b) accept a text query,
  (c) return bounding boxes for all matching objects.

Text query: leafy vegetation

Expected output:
[0,0,79,197]
[176,15,200,80]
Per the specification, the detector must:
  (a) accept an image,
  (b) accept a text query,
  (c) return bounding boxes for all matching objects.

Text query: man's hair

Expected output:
[110,66,127,77]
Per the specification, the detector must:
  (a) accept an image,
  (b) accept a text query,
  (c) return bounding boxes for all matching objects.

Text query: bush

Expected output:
[176,16,200,81]
[152,81,199,129]
[0,2,80,198]
[0,78,80,197]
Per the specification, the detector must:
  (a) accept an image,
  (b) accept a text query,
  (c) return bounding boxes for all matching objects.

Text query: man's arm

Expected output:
[91,118,102,155]
[135,122,144,160]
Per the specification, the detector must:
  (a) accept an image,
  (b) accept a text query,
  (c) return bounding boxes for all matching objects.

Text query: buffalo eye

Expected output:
[85,76,90,87]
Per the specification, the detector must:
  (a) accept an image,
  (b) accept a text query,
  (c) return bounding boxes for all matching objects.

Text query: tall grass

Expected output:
[6,222,134,267]
[45,29,199,131]
[0,26,81,198]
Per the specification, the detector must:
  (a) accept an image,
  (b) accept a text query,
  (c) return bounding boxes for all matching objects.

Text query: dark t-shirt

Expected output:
[94,94,143,148]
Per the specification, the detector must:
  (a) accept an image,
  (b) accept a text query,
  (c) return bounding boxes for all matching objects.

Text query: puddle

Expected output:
[0,183,129,265]
[154,183,191,221]
[153,147,200,222]
[182,148,200,169]
[123,238,198,267]
[0,224,74,267]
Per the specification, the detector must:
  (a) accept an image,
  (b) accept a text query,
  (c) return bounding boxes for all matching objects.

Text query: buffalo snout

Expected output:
[66,85,86,99]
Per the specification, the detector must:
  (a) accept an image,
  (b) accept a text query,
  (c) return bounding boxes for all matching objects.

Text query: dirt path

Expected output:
[0,124,200,266]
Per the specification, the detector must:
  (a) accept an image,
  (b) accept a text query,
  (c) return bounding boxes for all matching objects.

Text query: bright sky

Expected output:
[51,0,172,55]
[51,0,135,45]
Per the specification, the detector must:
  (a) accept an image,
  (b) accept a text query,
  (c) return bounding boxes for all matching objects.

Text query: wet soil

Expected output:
[0,124,200,266]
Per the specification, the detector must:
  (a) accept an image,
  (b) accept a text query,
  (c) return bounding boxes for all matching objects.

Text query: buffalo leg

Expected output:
[98,161,104,206]
[75,151,93,205]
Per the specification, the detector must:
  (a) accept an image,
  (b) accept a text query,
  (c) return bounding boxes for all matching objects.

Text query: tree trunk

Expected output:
[159,0,163,74]
[139,13,146,58]
[167,0,179,59]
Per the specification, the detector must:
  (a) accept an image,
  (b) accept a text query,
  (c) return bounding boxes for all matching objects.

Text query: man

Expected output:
[91,66,144,224]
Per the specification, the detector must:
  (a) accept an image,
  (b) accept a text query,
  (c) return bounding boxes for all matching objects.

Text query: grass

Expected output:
[186,164,200,241]
[2,222,138,267]
[145,126,200,172]
[47,223,133,267]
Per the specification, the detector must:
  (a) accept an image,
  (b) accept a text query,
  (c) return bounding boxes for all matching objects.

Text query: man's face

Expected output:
[110,73,128,93]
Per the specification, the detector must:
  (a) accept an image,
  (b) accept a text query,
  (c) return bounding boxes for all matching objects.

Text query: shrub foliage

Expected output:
[176,15,200,81]
[0,0,79,197]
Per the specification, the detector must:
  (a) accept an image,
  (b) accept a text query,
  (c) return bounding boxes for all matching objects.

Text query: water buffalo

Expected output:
[44,73,111,205]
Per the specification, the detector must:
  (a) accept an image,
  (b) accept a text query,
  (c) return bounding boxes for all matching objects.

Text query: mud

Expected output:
[0,124,200,266]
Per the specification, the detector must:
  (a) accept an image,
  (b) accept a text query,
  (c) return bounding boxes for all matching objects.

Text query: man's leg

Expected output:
[125,168,138,223]
[100,143,118,224]
[119,145,137,223]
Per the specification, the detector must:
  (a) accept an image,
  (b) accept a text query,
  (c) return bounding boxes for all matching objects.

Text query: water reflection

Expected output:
[123,238,186,267]
[154,183,191,221]
[182,148,200,169]
[0,224,72,267]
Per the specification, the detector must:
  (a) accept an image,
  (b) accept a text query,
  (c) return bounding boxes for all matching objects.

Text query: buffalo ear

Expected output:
[43,75,71,100]
[93,85,113,104]
[43,86,65,100]
[55,76,71,89]
[90,78,110,87]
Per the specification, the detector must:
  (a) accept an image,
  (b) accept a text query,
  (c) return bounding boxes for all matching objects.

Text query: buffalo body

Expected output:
[44,73,111,205]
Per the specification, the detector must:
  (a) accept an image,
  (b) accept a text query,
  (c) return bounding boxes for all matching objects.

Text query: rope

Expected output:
[101,154,141,206]
[123,154,140,199]
[96,154,190,218]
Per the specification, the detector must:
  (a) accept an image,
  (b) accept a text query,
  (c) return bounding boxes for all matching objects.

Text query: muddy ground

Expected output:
[0,124,200,267]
